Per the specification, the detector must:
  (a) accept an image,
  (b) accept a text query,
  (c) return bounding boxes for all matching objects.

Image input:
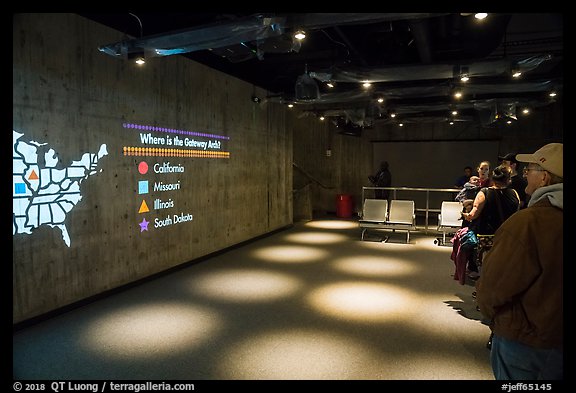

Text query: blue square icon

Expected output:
[14,183,26,194]
[138,180,149,194]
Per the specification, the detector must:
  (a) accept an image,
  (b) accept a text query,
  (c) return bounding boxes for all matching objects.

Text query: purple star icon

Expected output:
[139,218,149,232]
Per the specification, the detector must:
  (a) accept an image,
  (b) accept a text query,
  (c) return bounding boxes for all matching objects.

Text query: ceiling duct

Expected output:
[408,18,433,64]
[477,100,518,126]
[310,55,553,83]
[334,117,363,137]
[98,14,287,59]
[97,13,447,62]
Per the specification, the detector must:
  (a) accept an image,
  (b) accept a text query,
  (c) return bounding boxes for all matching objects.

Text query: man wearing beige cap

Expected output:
[476,143,563,380]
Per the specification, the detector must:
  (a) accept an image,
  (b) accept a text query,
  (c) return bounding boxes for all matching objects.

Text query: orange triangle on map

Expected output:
[139,200,150,213]
[28,169,39,180]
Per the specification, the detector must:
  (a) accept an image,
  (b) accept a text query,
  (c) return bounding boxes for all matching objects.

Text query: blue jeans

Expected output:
[491,334,563,380]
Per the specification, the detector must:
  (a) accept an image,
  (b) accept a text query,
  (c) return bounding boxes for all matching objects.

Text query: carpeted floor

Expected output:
[13,218,493,380]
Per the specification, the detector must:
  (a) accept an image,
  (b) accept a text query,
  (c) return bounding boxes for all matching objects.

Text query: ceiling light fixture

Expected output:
[459,66,470,82]
[362,82,372,88]
[128,50,146,65]
[294,30,306,40]
[475,13,488,20]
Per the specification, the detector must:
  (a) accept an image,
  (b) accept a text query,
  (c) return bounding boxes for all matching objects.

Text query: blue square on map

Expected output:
[14,183,26,194]
[138,180,148,194]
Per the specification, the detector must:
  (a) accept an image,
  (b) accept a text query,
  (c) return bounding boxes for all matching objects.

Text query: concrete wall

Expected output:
[292,118,373,218]
[12,13,293,323]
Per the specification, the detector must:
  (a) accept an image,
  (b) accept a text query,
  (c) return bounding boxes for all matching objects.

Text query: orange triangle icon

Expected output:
[28,169,39,180]
[139,200,150,213]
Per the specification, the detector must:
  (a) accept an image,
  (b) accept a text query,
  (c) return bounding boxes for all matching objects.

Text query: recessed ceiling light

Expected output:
[294,30,306,40]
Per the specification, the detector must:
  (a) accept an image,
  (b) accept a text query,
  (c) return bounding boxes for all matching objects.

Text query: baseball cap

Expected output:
[498,153,519,164]
[516,143,563,178]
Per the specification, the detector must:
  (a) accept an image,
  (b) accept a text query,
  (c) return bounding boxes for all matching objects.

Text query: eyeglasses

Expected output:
[523,167,545,175]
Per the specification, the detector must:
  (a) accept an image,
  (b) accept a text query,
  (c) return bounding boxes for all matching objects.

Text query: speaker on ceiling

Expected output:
[295,66,320,100]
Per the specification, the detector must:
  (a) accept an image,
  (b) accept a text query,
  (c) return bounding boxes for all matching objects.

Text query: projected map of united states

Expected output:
[12,130,108,247]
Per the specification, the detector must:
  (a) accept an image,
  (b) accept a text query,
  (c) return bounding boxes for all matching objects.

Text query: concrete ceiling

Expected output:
[80,13,563,129]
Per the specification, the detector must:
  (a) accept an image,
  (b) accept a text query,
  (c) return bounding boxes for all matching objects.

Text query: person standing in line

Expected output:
[476,143,563,380]
[455,175,480,228]
[462,165,520,235]
[477,160,492,187]
[454,166,473,188]
[461,161,492,216]
[462,165,520,277]
[499,152,528,209]
[369,161,392,200]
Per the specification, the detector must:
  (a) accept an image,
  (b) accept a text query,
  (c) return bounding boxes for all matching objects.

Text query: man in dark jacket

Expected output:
[369,161,392,200]
[499,152,528,209]
[476,143,563,380]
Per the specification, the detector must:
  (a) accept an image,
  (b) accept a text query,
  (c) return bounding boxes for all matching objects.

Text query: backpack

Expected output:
[460,229,478,251]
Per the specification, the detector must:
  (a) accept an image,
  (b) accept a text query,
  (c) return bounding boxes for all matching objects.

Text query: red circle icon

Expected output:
[138,161,148,174]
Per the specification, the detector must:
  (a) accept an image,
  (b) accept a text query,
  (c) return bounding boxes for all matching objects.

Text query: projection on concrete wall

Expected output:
[122,122,230,233]
[12,130,108,247]
[122,122,230,159]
